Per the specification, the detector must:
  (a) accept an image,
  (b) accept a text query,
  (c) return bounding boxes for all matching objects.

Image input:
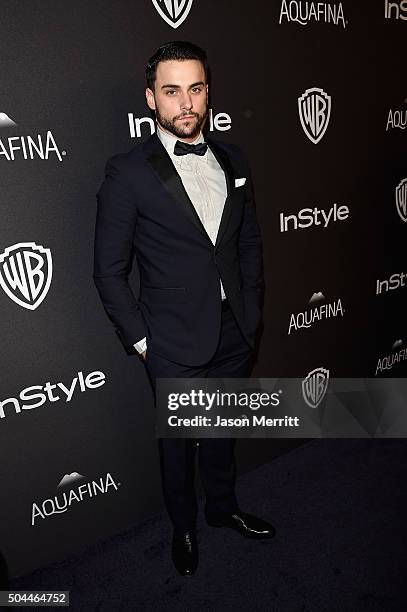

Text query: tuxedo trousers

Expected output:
[143,300,254,533]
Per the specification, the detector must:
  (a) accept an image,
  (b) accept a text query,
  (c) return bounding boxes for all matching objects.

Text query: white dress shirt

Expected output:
[133,123,228,354]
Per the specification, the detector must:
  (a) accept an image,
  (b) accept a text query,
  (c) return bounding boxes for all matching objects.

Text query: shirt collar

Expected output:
[156,122,206,159]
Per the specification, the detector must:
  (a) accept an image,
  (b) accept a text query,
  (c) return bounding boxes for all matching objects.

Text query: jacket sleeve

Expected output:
[93,156,147,355]
[238,157,265,297]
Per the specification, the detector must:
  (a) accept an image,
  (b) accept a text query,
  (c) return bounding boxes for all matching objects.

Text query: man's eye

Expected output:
[192,88,202,93]
[166,90,176,95]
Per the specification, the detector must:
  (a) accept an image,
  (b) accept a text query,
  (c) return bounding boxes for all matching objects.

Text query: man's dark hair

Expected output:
[146,41,208,91]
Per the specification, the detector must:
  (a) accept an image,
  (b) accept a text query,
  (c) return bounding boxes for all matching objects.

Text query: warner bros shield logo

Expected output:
[302,367,330,409]
[298,87,331,144]
[395,178,407,223]
[152,0,194,28]
[0,242,52,310]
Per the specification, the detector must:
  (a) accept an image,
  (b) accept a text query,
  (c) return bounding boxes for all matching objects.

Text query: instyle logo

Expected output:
[279,1,346,28]
[375,339,407,376]
[384,0,407,20]
[395,178,407,222]
[386,106,407,130]
[152,0,194,28]
[376,272,406,294]
[298,87,331,144]
[0,370,106,420]
[128,108,231,138]
[302,367,329,409]
[0,242,52,310]
[288,292,344,335]
[31,471,120,526]
[279,202,350,232]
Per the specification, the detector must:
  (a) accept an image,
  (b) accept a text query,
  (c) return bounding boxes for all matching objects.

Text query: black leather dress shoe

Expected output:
[206,511,275,539]
[171,530,198,576]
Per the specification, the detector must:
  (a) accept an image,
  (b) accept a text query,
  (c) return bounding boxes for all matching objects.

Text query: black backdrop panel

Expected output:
[0,1,405,578]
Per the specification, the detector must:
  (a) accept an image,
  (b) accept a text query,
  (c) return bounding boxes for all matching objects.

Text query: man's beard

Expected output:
[155,105,208,139]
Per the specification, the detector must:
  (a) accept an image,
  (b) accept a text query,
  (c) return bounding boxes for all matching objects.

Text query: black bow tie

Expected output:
[174,140,208,156]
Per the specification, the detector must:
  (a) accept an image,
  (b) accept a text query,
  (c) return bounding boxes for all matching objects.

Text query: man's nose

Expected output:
[180,92,193,110]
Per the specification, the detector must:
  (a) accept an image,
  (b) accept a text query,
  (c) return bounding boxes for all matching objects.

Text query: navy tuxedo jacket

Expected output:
[93,132,264,365]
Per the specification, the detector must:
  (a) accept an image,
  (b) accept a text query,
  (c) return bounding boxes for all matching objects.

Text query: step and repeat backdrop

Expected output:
[0,1,405,578]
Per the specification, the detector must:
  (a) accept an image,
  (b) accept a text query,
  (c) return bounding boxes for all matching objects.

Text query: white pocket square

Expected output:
[234,177,246,188]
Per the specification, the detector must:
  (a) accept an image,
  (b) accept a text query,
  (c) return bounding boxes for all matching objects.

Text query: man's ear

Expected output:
[146,87,156,111]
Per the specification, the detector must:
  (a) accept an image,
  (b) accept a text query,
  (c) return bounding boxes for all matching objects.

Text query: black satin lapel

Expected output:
[206,137,235,248]
[143,133,211,242]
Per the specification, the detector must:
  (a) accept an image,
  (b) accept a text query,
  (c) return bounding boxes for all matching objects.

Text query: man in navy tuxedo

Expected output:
[93,41,275,575]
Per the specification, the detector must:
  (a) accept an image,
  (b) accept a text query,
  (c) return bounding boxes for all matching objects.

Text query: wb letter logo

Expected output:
[396,178,407,223]
[0,242,52,310]
[298,87,331,144]
[151,0,194,28]
[302,367,330,408]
